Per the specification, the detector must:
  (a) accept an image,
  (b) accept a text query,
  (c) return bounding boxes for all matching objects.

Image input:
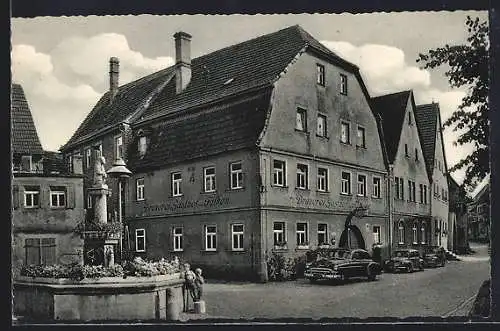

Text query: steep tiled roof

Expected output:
[139,25,357,121]
[414,103,439,178]
[43,151,68,174]
[128,88,272,172]
[62,66,176,150]
[370,91,411,164]
[11,84,44,155]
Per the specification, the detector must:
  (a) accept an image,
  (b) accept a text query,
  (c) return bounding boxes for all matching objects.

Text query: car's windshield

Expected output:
[394,251,409,258]
[317,249,349,260]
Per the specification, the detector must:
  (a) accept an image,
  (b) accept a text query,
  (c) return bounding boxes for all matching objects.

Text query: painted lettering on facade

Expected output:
[142,196,230,215]
[289,195,370,211]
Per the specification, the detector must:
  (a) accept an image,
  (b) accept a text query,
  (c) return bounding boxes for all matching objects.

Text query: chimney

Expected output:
[109,57,120,102]
[174,32,192,94]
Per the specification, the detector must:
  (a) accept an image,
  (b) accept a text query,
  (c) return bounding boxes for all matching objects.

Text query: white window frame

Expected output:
[115,135,123,160]
[85,148,92,168]
[316,63,325,86]
[340,121,350,144]
[231,224,244,251]
[173,226,183,252]
[296,163,308,190]
[296,108,307,132]
[356,125,366,148]
[373,226,381,244]
[24,189,40,208]
[341,171,352,195]
[273,222,286,246]
[50,190,66,208]
[357,174,367,197]
[172,172,183,197]
[21,155,33,172]
[317,223,328,245]
[412,223,418,244]
[204,225,217,251]
[398,221,405,244]
[87,194,93,209]
[135,229,146,252]
[136,178,145,201]
[317,114,327,137]
[138,136,148,156]
[421,222,426,244]
[204,167,216,193]
[230,162,243,189]
[372,176,381,198]
[296,222,309,247]
[273,159,286,187]
[340,73,348,95]
[317,167,328,192]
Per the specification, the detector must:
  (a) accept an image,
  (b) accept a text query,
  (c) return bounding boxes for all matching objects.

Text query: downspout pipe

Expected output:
[388,164,394,258]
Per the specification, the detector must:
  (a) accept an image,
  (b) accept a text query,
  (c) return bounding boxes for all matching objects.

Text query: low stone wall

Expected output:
[13,273,184,322]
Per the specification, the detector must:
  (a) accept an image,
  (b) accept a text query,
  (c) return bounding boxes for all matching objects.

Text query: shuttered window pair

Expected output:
[12,184,76,209]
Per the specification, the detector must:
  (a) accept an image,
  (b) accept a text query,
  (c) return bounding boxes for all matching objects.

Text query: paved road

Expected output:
[198,245,490,320]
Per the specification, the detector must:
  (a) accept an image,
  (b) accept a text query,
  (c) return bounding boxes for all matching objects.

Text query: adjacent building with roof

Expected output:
[448,174,469,253]
[372,91,432,254]
[414,103,450,249]
[11,84,84,275]
[60,26,389,281]
[467,176,490,243]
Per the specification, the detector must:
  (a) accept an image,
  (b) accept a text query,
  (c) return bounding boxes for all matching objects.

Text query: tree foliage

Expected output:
[416,16,489,190]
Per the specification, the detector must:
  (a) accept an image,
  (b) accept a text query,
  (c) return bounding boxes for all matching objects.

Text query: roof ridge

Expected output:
[372,90,411,100]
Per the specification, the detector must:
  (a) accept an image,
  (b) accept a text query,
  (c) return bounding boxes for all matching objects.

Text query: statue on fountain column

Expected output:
[93,154,108,188]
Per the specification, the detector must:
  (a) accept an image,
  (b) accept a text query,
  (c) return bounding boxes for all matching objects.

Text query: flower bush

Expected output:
[20,257,181,281]
[266,251,300,281]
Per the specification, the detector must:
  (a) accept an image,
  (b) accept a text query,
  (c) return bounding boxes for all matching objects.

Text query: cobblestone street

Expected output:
[192,243,490,320]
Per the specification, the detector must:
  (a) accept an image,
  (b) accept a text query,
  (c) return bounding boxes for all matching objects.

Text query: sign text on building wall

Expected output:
[289,195,370,211]
[142,196,230,215]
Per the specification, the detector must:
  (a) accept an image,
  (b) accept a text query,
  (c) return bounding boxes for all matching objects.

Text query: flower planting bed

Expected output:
[13,258,185,322]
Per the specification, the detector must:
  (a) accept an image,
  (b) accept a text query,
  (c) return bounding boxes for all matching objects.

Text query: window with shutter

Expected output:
[67,184,75,209]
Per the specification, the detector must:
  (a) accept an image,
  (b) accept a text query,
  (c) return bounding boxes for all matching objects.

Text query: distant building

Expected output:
[448,174,469,253]
[60,26,389,280]
[467,177,490,243]
[372,91,432,254]
[11,84,84,275]
[414,103,450,249]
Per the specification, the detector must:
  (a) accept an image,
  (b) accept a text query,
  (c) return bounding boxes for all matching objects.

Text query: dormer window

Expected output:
[138,136,148,157]
[21,155,32,172]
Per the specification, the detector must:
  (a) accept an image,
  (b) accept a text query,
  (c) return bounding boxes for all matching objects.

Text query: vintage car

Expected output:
[384,249,424,273]
[303,248,381,283]
[422,247,446,268]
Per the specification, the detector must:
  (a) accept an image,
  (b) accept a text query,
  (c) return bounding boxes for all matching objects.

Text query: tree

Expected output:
[416,16,489,190]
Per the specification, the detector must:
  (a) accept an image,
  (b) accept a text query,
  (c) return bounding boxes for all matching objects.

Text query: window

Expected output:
[408,180,416,202]
[415,148,419,162]
[317,167,328,192]
[50,190,66,208]
[395,177,404,200]
[341,171,351,195]
[372,177,381,198]
[85,148,92,168]
[138,136,148,156]
[204,167,216,192]
[230,162,243,189]
[25,238,56,265]
[205,225,217,251]
[408,112,413,125]
[67,154,73,173]
[135,229,146,252]
[296,223,308,247]
[317,223,328,245]
[357,174,367,197]
[173,227,183,251]
[424,185,428,204]
[296,108,307,132]
[373,226,381,244]
[340,121,350,144]
[340,73,348,95]
[421,223,426,244]
[96,144,103,158]
[296,164,308,189]
[172,172,182,197]
[419,184,424,203]
[405,144,409,157]
[317,114,327,137]
[316,64,325,86]
[87,194,92,209]
[273,160,286,187]
[21,155,33,172]
[115,135,123,160]
[24,187,40,208]
[398,221,405,244]
[412,223,418,244]
[231,224,244,251]
[356,126,366,148]
[273,222,286,246]
[136,178,145,201]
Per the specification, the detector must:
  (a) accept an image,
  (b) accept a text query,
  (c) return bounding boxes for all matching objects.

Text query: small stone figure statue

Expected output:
[193,268,205,302]
[182,263,196,312]
[94,155,108,186]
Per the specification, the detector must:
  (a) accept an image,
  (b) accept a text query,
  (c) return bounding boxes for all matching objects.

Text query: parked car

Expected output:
[422,247,446,268]
[384,249,424,273]
[304,248,381,283]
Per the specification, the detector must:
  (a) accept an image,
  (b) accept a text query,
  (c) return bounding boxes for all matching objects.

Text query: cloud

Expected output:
[11,33,174,151]
[321,41,431,95]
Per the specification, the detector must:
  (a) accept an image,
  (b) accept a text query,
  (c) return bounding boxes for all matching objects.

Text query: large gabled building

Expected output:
[11,84,84,275]
[60,25,390,281]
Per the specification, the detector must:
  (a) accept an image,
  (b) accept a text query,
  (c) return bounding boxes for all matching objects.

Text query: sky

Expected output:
[11,11,489,185]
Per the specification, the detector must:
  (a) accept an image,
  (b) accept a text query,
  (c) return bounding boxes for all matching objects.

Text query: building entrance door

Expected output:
[339,226,366,250]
